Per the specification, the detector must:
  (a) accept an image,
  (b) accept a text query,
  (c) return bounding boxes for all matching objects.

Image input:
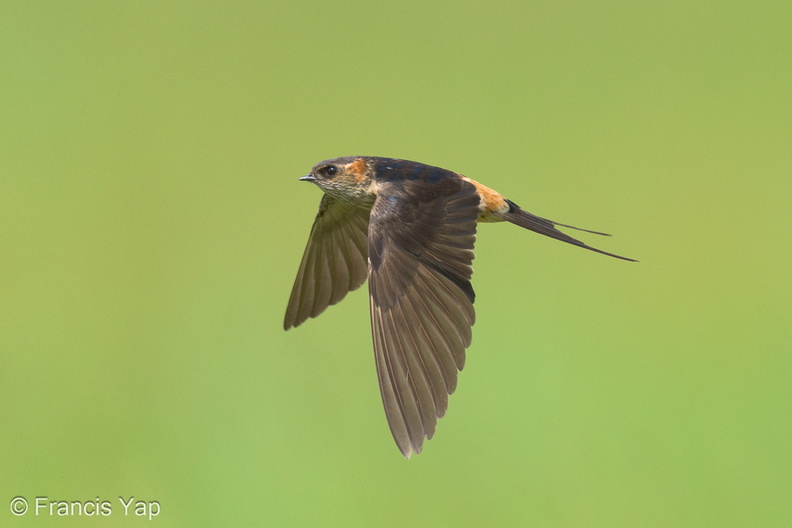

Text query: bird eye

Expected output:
[324,165,338,177]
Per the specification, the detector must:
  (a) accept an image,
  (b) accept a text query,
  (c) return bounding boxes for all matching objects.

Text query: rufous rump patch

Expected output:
[345,159,368,182]
[461,176,508,219]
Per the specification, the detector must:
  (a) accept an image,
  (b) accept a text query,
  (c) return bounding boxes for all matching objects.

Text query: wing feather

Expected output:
[368,178,480,457]
[284,195,370,329]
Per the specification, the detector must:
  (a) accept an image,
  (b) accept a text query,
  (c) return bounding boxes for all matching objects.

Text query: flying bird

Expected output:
[284,156,635,458]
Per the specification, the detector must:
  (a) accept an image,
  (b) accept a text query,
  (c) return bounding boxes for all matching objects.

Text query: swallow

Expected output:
[284,156,635,458]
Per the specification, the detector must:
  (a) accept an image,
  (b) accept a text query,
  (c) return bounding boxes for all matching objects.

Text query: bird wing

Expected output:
[284,195,370,330]
[367,177,480,458]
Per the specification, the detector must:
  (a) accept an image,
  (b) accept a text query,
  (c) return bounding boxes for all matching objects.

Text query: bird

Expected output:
[284,156,635,458]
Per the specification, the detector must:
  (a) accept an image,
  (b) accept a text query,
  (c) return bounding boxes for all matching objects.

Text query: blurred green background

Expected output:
[2,1,790,526]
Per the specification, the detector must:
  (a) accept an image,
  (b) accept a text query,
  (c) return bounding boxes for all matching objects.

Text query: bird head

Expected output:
[300,157,375,205]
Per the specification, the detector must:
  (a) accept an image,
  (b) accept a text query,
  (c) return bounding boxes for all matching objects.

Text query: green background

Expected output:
[2,1,790,526]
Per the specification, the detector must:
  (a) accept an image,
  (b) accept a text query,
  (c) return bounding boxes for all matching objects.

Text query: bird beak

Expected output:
[299,174,316,182]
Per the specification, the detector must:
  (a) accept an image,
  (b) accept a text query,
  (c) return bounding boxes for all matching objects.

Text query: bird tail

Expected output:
[495,200,637,262]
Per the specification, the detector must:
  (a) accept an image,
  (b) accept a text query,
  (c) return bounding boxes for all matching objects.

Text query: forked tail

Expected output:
[495,200,637,262]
